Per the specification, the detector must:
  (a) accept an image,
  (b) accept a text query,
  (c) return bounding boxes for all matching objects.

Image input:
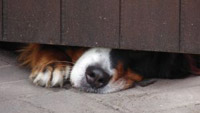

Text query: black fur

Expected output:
[110,50,192,79]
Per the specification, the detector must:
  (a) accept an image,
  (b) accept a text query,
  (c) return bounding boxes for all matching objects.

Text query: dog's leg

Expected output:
[19,44,72,87]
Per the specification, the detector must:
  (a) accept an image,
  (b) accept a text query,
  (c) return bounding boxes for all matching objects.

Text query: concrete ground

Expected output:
[0,48,200,113]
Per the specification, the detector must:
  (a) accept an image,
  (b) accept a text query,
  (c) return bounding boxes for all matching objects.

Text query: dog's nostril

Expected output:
[88,73,95,78]
[86,66,110,88]
[98,78,104,83]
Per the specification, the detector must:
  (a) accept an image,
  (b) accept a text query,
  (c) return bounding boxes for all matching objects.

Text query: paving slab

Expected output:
[84,77,200,113]
[154,104,200,113]
[0,60,9,67]
[0,80,55,102]
[0,100,52,113]
[20,90,121,113]
[0,48,18,65]
[0,66,29,84]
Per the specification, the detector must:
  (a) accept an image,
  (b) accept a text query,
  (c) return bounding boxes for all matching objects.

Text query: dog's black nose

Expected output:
[85,66,110,88]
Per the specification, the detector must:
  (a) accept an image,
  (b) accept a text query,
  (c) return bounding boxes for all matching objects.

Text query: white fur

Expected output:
[70,48,115,88]
[32,66,71,87]
[51,69,64,87]
[33,71,51,87]
[100,78,126,93]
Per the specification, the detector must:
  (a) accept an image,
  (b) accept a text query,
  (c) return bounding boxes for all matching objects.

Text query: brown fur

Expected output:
[19,44,71,80]
[65,48,87,63]
[111,62,143,89]
[19,44,68,68]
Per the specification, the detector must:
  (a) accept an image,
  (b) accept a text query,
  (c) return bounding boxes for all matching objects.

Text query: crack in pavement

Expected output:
[17,99,55,113]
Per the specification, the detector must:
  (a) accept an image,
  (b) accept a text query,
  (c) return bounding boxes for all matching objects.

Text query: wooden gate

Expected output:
[0,0,200,54]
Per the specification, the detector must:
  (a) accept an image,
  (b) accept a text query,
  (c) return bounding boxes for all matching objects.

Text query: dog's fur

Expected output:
[19,44,200,93]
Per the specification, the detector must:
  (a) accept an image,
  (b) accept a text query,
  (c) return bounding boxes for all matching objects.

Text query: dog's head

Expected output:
[70,48,143,93]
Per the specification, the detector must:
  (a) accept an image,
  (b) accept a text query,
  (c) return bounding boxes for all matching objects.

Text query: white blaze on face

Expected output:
[70,48,115,88]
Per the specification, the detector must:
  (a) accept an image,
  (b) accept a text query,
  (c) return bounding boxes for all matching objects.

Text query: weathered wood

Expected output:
[180,0,200,54]
[62,0,119,48]
[3,0,60,44]
[1,0,200,55]
[120,0,179,52]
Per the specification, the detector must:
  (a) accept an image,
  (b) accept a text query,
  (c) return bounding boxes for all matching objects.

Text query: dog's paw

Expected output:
[29,63,71,87]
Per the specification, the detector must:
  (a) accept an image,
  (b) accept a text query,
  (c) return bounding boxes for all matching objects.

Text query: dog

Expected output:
[19,44,200,93]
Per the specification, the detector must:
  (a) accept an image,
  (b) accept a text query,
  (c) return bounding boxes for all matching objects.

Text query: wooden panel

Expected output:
[121,0,179,52]
[62,0,119,48]
[3,0,60,44]
[180,0,200,54]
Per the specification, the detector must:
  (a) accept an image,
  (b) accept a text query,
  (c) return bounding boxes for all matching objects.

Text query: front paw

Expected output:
[30,63,71,87]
